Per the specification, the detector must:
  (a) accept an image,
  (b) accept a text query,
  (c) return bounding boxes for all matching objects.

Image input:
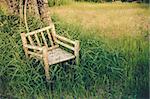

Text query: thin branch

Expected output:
[24,0,29,33]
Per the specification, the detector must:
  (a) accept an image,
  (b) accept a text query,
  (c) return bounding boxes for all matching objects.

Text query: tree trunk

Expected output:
[6,0,52,25]
[6,0,19,15]
[37,0,52,25]
[28,0,40,18]
[19,0,23,19]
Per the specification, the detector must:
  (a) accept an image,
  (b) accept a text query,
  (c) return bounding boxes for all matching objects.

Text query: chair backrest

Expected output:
[25,24,56,47]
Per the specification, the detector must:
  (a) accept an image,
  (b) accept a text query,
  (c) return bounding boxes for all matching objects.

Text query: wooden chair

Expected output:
[20,23,80,81]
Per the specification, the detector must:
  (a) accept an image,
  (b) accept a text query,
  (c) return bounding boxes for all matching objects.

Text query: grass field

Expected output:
[49,3,149,98]
[0,1,149,98]
[50,2,150,38]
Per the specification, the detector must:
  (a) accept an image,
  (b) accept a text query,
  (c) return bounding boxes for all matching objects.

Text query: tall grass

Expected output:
[0,11,50,98]
[52,15,149,98]
[0,10,149,98]
[50,2,150,39]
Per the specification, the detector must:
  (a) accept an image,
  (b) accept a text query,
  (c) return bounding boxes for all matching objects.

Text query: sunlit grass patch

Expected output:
[50,2,150,38]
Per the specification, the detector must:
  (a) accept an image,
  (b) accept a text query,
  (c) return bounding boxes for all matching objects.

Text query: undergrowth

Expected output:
[48,0,73,7]
[0,10,149,98]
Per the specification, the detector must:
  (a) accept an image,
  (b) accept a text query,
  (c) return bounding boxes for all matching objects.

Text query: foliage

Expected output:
[47,0,113,6]
[143,0,150,3]
[75,0,112,2]
[75,0,150,3]
[48,0,73,7]
[0,8,149,99]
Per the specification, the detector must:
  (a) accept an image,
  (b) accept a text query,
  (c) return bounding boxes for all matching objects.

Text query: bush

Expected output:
[48,0,73,7]
[75,0,113,2]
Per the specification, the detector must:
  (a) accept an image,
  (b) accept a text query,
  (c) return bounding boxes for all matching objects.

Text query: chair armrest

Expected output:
[24,44,43,51]
[55,34,76,45]
[55,40,75,51]
[23,45,44,58]
[55,34,80,51]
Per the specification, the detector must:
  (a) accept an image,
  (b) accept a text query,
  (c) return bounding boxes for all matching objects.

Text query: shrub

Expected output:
[48,0,73,7]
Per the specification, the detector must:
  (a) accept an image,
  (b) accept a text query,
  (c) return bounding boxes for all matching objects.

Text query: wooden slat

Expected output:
[20,33,28,57]
[25,26,52,36]
[55,34,75,45]
[40,31,48,47]
[47,29,54,46]
[28,51,43,58]
[28,35,35,46]
[51,23,56,35]
[34,34,41,46]
[25,45,43,51]
[56,40,75,51]
[51,24,57,43]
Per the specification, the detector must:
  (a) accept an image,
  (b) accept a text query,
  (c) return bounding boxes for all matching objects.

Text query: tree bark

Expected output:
[6,0,19,15]
[19,0,23,19]
[6,0,52,25]
[37,0,52,25]
[28,0,40,18]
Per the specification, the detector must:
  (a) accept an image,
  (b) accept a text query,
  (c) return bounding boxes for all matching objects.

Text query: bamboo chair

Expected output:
[20,23,80,81]
[21,0,79,81]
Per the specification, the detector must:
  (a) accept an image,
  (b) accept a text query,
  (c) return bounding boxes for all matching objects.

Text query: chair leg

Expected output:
[44,61,50,81]
[74,40,80,65]
[75,55,79,65]
[43,46,50,81]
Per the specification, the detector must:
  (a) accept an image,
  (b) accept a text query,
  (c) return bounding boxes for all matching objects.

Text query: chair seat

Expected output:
[48,48,75,65]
